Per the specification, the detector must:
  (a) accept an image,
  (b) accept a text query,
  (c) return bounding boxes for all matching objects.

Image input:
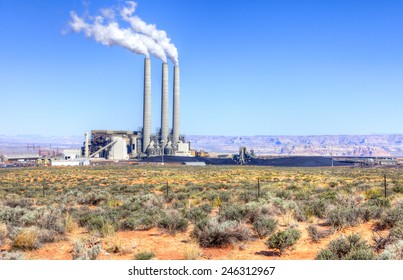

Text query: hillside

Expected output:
[187,135,403,157]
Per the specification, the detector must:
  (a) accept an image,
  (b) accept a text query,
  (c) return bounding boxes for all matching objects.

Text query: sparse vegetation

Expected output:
[134,251,155,260]
[71,237,102,260]
[0,165,401,260]
[266,228,302,255]
[316,234,374,260]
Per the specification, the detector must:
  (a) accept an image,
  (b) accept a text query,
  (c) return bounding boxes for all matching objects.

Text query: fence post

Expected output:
[384,174,387,198]
[257,177,261,200]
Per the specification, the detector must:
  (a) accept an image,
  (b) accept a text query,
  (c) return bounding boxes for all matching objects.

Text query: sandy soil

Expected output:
[20,221,382,260]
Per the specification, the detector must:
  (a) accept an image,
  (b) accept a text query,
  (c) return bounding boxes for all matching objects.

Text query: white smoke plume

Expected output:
[121,1,179,65]
[68,2,178,65]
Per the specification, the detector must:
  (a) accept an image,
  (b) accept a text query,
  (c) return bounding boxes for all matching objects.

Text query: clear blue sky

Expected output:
[0,0,402,136]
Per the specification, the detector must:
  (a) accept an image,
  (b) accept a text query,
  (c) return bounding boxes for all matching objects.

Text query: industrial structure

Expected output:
[84,58,191,160]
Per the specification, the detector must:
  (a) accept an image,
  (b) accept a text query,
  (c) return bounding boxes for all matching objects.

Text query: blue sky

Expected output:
[0,0,402,136]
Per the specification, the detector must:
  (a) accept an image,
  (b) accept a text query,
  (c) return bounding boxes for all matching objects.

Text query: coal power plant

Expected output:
[85,58,191,160]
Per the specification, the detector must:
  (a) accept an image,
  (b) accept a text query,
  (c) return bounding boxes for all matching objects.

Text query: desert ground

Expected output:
[0,165,402,260]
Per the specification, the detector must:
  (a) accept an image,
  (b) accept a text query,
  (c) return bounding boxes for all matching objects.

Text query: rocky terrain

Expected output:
[187,135,403,157]
[1,134,402,157]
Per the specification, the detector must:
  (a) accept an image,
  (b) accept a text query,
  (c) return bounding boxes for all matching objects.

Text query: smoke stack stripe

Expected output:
[173,66,180,144]
[142,58,152,153]
[161,63,169,151]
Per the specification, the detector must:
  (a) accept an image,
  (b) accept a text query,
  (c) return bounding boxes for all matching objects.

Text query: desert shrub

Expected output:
[366,197,390,208]
[317,190,337,202]
[157,210,188,234]
[359,205,383,222]
[389,224,403,241]
[364,188,384,200]
[266,228,301,255]
[0,223,8,245]
[79,213,116,237]
[185,207,209,223]
[315,233,374,260]
[379,240,403,260]
[0,251,25,260]
[199,203,213,214]
[121,211,156,231]
[238,191,255,203]
[65,213,77,233]
[38,207,65,234]
[38,229,58,243]
[193,218,251,248]
[392,185,403,194]
[105,237,125,254]
[78,191,108,206]
[12,226,41,250]
[5,198,34,208]
[134,251,155,260]
[376,204,403,229]
[271,198,298,214]
[253,217,278,238]
[306,199,328,219]
[327,207,362,229]
[0,206,28,226]
[275,189,292,200]
[219,205,248,222]
[307,225,334,243]
[71,238,101,260]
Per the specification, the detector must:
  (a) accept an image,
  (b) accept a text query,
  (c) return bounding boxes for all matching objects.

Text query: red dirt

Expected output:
[21,221,382,260]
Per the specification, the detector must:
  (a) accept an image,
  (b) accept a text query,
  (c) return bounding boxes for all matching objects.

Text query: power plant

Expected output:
[84,58,191,160]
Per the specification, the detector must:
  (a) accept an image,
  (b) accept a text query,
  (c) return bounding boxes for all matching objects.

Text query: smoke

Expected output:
[121,1,179,65]
[68,1,178,65]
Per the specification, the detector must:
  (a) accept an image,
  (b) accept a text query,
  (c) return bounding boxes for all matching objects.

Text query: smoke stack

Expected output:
[84,132,89,159]
[172,65,180,144]
[160,63,169,151]
[142,58,152,153]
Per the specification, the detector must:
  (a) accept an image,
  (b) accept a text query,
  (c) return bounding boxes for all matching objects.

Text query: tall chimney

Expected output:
[172,65,180,144]
[142,58,151,153]
[160,63,169,151]
[84,132,89,159]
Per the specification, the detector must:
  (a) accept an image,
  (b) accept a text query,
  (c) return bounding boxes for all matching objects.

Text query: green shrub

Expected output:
[193,218,251,248]
[71,238,101,260]
[38,207,66,234]
[307,225,333,243]
[134,251,155,260]
[377,205,403,229]
[157,210,188,234]
[0,206,28,226]
[379,240,403,260]
[266,228,301,255]
[253,217,277,238]
[185,207,209,223]
[392,185,403,194]
[38,229,58,243]
[122,213,155,231]
[327,207,362,229]
[315,233,374,260]
[219,205,247,222]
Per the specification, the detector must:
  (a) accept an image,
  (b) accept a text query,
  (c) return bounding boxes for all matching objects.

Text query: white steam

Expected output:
[68,1,178,65]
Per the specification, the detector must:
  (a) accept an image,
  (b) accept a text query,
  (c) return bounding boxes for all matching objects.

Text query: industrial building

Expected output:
[84,58,191,160]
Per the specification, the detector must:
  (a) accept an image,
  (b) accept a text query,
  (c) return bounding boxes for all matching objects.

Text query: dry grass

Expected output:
[12,227,40,250]
[183,242,202,260]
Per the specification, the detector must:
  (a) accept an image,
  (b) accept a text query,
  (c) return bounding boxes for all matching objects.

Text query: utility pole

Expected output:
[257,177,261,200]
